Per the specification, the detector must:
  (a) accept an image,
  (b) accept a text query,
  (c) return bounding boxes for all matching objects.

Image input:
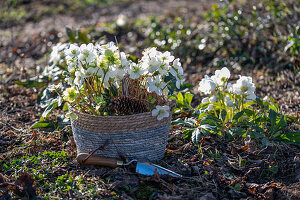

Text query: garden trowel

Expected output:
[77,153,182,178]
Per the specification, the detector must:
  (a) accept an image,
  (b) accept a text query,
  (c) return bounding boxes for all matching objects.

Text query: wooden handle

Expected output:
[76,153,123,168]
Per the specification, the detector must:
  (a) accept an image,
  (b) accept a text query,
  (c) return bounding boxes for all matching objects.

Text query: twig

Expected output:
[0,122,27,134]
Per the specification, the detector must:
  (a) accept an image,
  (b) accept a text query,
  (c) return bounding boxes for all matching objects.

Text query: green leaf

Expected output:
[184,129,193,139]
[40,101,58,121]
[252,125,264,133]
[233,111,244,121]
[177,92,184,106]
[244,109,254,117]
[198,112,208,120]
[221,109,227,122]
[14,80,46,88]
[63,103,69,111]
[148,95,156,104]
[172,118,196,127]
[278,131,300,144]
[191,128,201,144]
[179,83,193,90]
[184,92,193,107]
[200,114,222,125]
[262,138,271,147]
[269,109,277,128]
[66,112,78,120]
[229,127,246,136]
[200,124,218,133]
[77,30,90,43]
[66,27,76,42]
[250,131,264,138]
[31,122,55,129]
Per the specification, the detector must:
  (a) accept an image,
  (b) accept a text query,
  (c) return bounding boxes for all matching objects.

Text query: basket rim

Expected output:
[71,99,176,119]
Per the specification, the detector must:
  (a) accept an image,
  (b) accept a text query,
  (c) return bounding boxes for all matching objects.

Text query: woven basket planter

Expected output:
[71,101,175,161]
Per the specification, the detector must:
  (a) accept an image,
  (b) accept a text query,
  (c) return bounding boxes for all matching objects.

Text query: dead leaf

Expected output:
[14,171,36,197]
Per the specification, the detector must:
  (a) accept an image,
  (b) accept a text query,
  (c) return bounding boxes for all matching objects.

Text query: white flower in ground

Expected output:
[116,14,127,27]
[129,63,144,79]
[232,75,256,99]
[227,83,233,92]
[201,97,209,104]
[170,58,184,89]
[198,75,216,95]
[211,67,231,86]
[147,75,167,96]
[209,95,217,103]
[263,96,269,101]
[152,105,170,120]
[246,92,256,101]
[207,104,214,111]
[65,44,80,57]
[226,100,234,107]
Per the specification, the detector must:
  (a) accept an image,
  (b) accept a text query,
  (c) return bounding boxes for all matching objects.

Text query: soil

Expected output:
[0,0,299,199]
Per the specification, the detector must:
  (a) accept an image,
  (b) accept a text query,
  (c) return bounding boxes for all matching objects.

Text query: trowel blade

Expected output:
[136,162,182,178]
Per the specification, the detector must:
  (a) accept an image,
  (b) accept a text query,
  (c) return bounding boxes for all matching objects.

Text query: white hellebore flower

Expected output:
[170,58,184,89]
[198,75,216,95]
[211,67,231,86]
[152,105,170,120]
[209,95,217,103]
[160,51,175,64]
[65,44,80,57]
[146,57,160,73]
[85,67,97,77]
[207,104,214,111]
[78,43,96,65]
[147,75,167,96]
[227,83,233,92]
[63,87,78,103]
[201,97,209,104]
[74,70,84,88]
[129,63,144,79]
[232,75,256,100]
[246,92,256,101]
[49,43,67,64]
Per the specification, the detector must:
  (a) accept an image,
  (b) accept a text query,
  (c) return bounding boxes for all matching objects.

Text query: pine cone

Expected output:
[111,96,148,115]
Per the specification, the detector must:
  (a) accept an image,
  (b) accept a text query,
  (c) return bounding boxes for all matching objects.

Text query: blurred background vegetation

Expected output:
[1,0,299,73]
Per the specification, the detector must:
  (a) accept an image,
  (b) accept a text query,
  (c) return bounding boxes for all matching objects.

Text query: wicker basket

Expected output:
[71,101,175,161]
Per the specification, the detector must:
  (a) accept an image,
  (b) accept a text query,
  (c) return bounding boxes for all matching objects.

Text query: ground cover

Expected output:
[0,0,299,199]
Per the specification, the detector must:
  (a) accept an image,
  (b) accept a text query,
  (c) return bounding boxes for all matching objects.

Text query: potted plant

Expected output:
[49,42,184,161]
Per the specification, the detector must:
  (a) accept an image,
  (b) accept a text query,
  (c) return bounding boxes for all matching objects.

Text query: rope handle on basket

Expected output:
[81,139,110,164]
